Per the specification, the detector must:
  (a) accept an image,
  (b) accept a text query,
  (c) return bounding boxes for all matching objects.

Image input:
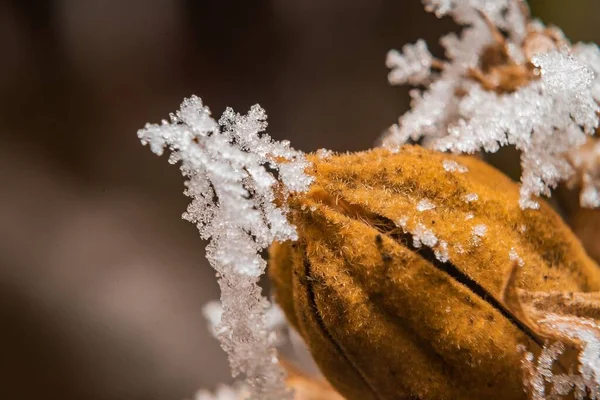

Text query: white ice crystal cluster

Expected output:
[138,96,313,400]
[387,39,435,86]
[519,313,600,399]
[192,384,246,400]
[383,0,600,209]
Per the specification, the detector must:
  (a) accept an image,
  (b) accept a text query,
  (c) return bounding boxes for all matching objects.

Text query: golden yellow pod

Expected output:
[269,146,600,400]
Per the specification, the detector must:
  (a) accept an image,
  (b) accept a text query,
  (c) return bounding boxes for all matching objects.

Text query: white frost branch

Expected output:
[383,0,600,209]
[520,314,600,400]
[387,40,435,85]
[138,96,312,400]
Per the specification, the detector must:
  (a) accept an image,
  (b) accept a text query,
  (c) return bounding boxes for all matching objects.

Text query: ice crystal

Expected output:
[434,240,450,262]
[471,223,487,245]
[416,198,436,211]
[383,0,600,209]
[519,341,567,400]
[316,148,334,159]
[138,96,313,399]
[520,314,600,399]
[397,218,450,262]
[472,224,487,237]
[442,159,468,173]
[387,39,435,86]
[397,216,409,229]
[203,300,288,348]
[412,222,439,248]
[464,193,478,203]
[193,384,246,400]
[509,247,525,267]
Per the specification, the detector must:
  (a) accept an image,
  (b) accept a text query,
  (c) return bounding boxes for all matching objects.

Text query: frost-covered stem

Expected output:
[383,0,600,210]
[138,96,312,399]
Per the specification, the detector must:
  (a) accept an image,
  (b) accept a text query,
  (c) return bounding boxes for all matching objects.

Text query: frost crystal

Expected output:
[387,40,435,85]
[464,193,478,203]
[397,216,409,229]
[509,247,525,267]
[316,148,334,159]
[416,198,436,211]
[434,240,450,262]
[192,384,246,400]
[472,224,487,237]
[520,314,600,400]
[203,300,288,348]
[442,159,468,173]
[471,224,487,245]
[412,222,438,248]
[138,96,313,399]
[383,0,600,209]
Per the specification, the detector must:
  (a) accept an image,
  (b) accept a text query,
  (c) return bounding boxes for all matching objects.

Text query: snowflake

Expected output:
[138,96,312,399]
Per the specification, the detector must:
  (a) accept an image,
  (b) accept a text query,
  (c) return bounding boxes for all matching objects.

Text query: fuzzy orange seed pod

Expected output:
[268,145,600,400]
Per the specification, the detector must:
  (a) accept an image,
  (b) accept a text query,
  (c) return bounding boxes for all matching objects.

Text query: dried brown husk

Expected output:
[269,145,600,400]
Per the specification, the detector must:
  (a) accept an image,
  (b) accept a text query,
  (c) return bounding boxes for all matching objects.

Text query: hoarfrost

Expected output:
[203,300,288,348]
[398,219,448,262]
[416,198,436,211]
[509,247,525,267]
[464,193,478,203]
[472,224,487,237]
[434,240,449,262]
[387,39,435,85]
[383,0,600,209]
[192,384,246,400]
[138,96,313,400]
[316,148,334,159]
[471,224,487,245]
[412,223,438,248]
[443,159,468,173]
[520,314,600,399]
[397,216,409,229]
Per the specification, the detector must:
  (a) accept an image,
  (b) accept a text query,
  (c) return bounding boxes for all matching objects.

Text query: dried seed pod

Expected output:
[269,146,600,400]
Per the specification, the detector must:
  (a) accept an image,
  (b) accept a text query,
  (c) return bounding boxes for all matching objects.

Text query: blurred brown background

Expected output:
[0,1,598,399]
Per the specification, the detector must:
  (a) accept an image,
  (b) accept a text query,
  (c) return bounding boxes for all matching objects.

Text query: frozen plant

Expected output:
[136,1,600,399]
[519,314,600,399]
[138,96,312,399]
[192,384,247,400]
[383,0,600,209]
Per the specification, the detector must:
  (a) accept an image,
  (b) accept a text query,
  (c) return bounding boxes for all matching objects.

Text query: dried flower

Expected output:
[269,145,600,400]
